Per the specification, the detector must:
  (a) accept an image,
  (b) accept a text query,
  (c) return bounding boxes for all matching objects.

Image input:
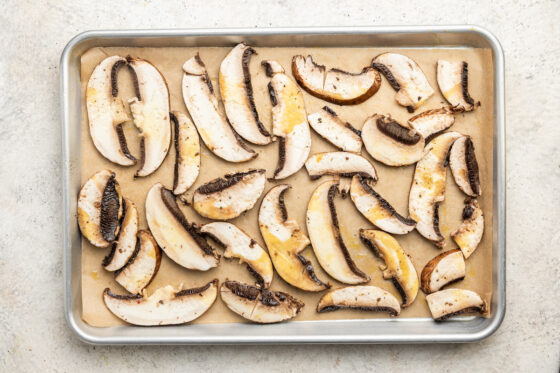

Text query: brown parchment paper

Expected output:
[80,46,493,327]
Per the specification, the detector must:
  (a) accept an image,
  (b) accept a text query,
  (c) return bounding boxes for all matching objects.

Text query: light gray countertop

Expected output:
[1,0,558,371]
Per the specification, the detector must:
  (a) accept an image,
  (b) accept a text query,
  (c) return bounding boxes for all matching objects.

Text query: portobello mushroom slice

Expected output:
[193,169,266,220]
[292,55,381,105]
[316,285,401,316]
[408,107,455,141]
[371,53,434,112]
[452,198,484,259]
[201,222,273,288]
[103,198,139,271]
[361,114,425,166]
[77,170,122,248]
[220,280,303,323]
[219,43,272,145]
[127,57,171,177]
[182,54,256,162]
[262,60,311,179]
[409,132,463,247]
[304,152,378,181]
[350,175,416,235]
[103,279,218,326]
[426,288,486,321]
[449,136,481,197]
[259,184,330,292]
[145,183,219,270]
[359,229,419,307]
[86,56,136,166]
[306,180,369,284]
[307,106,362,152]
[437,60,480,112]
[420,248,465,294]
[170,111,200,195]
[115,230,162,294]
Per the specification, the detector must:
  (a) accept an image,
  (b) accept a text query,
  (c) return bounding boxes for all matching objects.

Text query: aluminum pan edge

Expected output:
[61,25,505,344]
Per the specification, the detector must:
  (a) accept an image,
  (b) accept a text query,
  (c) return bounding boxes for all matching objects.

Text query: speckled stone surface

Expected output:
[1,0,559,371]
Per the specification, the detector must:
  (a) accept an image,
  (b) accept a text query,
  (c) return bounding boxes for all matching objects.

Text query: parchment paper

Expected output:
[80,45,493,327]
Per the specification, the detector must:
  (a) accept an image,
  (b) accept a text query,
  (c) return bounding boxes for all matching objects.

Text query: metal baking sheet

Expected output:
[61,26,505,344]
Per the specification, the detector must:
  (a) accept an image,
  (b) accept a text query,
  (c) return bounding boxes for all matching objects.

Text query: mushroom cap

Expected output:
[426,288,486,320]
[171,111,200,195]
[420,249,466,294]
[307,107,362,153]
[317,285,401,315]
[304,151,377,181]
[103,198,139,271]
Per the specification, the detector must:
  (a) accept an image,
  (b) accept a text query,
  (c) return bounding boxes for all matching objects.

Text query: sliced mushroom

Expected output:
[304,152,377,181]
[426,288,486,321]
[292,55,381,105]
[77,170,122,248]
[359,229,419,307]
[350,175,416,235]
[316,285,401,316]
[103,198,139,271]
[259,184,329,292]
[126,57,171,177]
[371,53,434,112]
[306,180,369,284]
[201,222,273,288]
[115,230,162,294]
[408,107,455,141]
[220,280,303,323]
[361,114,425,166]
[103,279,218,326]
[182,54,256,162]
[262,60,311,179]
[193,169,266,220]
[170,111,200,195]
[452,198,484,259]
[420,249,465,294]
[449,136,481,197]
[99,173,123,242]
[86,56,136,166]
[409,131,463,247]
[219,43,271,145]
[307,106,362,152]
[437,60,479,112]
[145,183,219,270]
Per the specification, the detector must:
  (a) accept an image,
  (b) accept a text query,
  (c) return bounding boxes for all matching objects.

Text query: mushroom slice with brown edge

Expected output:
[115,230,162,294]
[305,152,378,181]
[170,111,200,195]
[408,107,455,141]
[452,198,484,259]
[145,183,219,270]
[86,56,136,166]
[201,222,273,288]
[350,175,416,235]
[127,57,171,177]
[220,280,303,323]
[306,180,369,284]
[371,53,434,112]
[420,248,465,294]
[409,131,463,247]
[77,170,122,248]
[359,229,419,307]
[259,184,330,292]
[103,279,218,326]
[449,135,481,197]
[426,288,486,321]
[182,54,256,163]
[219,43,272,145]
[262,60,311,179]
[103,198,139,271]
[437,60,480,112]
[292,55,381,105]
[361,114,425,166]
[307,106,362,153]
[193,169,266,220]
[317,286,401,316]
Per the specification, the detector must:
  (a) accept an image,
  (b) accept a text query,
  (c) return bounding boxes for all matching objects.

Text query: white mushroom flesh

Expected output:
[305,151,377,181]
[171,111,200,195]
[426,288,486,320]
[317,285,401,315]
[307,107,362,152]
[452,199,484,259]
